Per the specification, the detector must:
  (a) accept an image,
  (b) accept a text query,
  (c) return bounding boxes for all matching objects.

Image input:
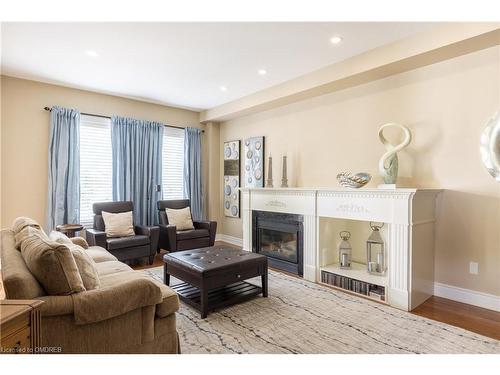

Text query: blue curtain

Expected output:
[111,116,164,225]
[46,106,80,230]
[184,127,203,221]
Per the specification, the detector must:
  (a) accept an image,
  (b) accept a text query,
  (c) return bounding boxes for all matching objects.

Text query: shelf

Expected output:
[320,262,387,287]
[319,282,387,304]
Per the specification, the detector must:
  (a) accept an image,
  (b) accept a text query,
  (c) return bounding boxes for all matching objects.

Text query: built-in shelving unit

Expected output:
[320,262,387,302]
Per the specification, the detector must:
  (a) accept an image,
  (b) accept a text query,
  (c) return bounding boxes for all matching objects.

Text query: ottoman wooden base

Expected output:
[171,281,263,315]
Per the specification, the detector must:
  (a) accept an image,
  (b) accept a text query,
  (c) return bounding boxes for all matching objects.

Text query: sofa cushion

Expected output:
[166,207,194,230]
[20,227,86,295]
[95,260,134,277]
[0,229,46,299]
[85,246,118,263]
[106,235,149,250]
[102,211,135,238]
[176,228,209,241]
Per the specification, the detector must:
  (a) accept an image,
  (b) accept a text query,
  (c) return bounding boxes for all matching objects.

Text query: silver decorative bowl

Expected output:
[336,172,371,188]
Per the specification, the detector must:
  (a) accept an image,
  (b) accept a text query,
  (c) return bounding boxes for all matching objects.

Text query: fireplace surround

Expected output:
[252,210,304,276]
[240,187,441,311]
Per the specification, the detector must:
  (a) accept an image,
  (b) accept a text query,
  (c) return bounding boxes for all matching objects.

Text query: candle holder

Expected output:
[266,155,274,188]
[281,155,288,188]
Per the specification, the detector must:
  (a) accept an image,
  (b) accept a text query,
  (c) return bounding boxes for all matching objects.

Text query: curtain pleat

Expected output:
[183,127,203,221]
[46,106,80,230]
[111,116,164,225]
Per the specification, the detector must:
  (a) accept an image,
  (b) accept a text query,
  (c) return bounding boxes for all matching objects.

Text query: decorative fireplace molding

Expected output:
[240,187,442,311]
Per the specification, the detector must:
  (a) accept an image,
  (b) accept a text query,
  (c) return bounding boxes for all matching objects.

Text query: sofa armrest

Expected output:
[194,220,217,246]
[158,224,177,252]
[85,228,107,248]
[70,236,89,249]
[135,225,160,253]
[71,278,162,325]
[37,295,74,317]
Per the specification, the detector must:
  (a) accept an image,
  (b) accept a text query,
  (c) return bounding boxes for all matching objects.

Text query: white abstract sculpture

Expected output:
[378,123,412,186]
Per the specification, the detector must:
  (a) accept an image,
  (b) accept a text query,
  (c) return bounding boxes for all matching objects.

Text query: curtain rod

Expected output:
[43,107,203,132]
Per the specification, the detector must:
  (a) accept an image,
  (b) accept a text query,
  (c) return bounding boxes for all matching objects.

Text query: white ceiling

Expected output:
[1,22,437,111]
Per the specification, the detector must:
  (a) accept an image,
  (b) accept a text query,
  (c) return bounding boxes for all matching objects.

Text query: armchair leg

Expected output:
[148,255,155,265]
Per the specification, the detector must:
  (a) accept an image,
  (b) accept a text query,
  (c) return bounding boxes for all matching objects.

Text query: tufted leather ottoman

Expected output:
[163,245,268,318]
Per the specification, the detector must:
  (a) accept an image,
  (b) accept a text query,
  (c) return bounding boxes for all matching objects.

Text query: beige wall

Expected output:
[217,46,500,296]
[0,76,203,228]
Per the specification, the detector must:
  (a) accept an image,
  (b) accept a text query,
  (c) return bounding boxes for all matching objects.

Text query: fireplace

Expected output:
[252,210,303,276]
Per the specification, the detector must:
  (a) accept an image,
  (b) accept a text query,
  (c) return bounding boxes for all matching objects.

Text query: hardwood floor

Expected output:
[412,295,500,340]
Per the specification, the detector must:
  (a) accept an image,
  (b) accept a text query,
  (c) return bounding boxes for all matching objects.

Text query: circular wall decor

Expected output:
[480,111,500,182]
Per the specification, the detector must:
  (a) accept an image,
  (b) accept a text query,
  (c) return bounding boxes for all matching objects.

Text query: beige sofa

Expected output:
[1,228,180,354]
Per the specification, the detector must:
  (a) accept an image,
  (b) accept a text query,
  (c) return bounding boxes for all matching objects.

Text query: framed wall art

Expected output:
[244,136,265,188]
[223,140,240,218]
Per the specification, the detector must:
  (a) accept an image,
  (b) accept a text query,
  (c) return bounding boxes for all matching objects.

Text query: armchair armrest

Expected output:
[194,220,217,246]
[85,228,107,248]
[71,278,162,325]
[158,224,177,252]
[135,225,160,254]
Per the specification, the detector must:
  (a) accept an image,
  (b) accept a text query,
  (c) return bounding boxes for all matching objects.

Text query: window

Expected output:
[79,115,113,227]
[162,127,185,199]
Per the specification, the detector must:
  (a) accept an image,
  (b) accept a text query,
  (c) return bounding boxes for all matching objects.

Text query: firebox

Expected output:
[252,210,304,276]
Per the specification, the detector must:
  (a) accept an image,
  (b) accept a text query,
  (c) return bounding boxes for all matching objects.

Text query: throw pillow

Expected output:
[70,244,100,290]
[12,216,42,234]
[49,230,73,245]
[14,225,49,250]
[101,211,135,238]
[165,207,195,231]
[20,227,86,295]
[50,231,99,290]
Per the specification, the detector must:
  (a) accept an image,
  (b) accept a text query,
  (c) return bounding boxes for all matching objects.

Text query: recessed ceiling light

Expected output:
[219,86,227,92]
[85,50,99,57]
[258,69,267,76]
[330,36,343,45]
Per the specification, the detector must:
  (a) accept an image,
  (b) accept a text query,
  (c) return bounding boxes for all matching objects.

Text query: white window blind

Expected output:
[79,115,113,227]
[162,127,185,200]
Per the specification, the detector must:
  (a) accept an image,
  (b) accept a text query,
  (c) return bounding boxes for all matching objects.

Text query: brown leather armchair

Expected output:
[86,201,159,264]
[157,199,217,252]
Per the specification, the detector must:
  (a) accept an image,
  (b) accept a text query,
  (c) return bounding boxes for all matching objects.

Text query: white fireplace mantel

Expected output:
[240,187,442,311]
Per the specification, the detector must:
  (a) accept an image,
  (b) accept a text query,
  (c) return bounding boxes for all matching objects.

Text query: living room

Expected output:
[0,0,499,372]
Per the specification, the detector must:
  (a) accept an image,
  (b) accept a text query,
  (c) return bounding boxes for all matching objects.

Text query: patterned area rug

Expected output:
[144,267,499,354]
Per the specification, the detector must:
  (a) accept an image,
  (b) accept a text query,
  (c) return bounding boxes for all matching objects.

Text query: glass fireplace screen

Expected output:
[258,228,298,263]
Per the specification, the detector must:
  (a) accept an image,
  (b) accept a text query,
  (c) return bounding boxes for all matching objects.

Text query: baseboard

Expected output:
[215,234,243,247]
[434,282,500,312]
